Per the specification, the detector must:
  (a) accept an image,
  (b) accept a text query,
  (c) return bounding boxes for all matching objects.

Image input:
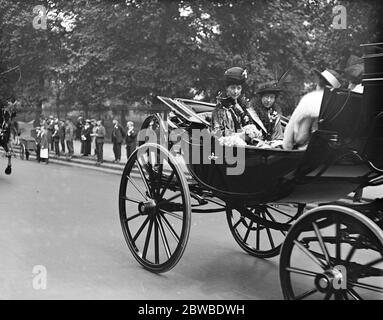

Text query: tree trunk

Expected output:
[83,101,89,119]
[120,107,126,129]
[34,99,43,127]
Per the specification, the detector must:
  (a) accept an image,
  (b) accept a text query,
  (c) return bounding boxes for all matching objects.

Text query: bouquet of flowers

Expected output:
[242,124,263,140]
[218,133,247,147]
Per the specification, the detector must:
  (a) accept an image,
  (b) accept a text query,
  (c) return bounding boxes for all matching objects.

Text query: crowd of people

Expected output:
[32,117,137,165]
[20,55,363,167]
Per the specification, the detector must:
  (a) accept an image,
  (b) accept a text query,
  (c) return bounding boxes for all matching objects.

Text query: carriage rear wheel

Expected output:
[279,206,383,300]
[119,143,191,273]
[226,204,304,258]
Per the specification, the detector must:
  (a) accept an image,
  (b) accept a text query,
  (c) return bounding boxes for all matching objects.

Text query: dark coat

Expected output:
[250,97,284,141]
[125,129,137,146]
[112,125,125,144]
[211,94,251,137]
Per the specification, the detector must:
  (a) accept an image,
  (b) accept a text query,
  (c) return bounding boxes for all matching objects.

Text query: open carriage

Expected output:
[119,43,383,300]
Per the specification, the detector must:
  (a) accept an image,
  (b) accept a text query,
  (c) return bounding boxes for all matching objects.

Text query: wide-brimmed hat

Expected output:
[344,55,364,84]
[313,69,342,88]
[224,67,248,86]
[256,84,283,95]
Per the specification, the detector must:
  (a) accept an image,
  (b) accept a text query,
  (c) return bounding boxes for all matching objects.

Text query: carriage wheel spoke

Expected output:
[265,210,286,236]
[293,240,327,269]
[262,212,275,249]
[285,266,319,278]
[335,219,341,264]
[166,193,182,203]
[125,213,141,223]
[351,257,383,277]
[155,164,163,198]
[265,205,294,219]
[349,281,383,293]
[312,222,331,267]
[160,209,183,220]
[347,288,362,300]
[135,160,152,197]
[126,175,148,201]
[120,196,142,204]
[157,216,171,259]
[295,288,318,300]
[159,171,175,198]
[132,216,150,242]
[160,212,180,242]
[154,216,159,264]
[243,221,253,244]
[256,223,260,250]
[345,235,362,263]
[142,217,154,260]
[232,216,244,230]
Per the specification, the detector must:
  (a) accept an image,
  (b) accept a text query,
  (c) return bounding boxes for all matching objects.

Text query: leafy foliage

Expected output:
[0,0,382,119]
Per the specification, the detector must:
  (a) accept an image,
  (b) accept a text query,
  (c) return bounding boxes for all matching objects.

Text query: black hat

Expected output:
[313,69,341,88]
[256,82,283,95]
[224,67,248,86]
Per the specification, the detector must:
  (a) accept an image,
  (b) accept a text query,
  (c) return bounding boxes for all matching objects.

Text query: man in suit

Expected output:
[94,120,106,165]
[125,121,137,160]
[111,119,124,163]
[283,69,341,150]
[64,119,74,160]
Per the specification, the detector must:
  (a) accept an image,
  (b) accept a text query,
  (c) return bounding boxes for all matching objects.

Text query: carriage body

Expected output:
[119,42,383,300]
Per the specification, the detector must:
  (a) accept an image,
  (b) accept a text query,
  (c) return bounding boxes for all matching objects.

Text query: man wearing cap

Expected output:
[211,67,252,137]
[283,69,341,150]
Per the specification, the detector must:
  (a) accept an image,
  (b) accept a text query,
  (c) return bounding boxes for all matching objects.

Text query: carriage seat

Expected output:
[318,86,364,139]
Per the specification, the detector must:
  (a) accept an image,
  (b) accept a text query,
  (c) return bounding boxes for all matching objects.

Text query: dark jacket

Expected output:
[125,129,137,146]
[211,94,251,137]
[81,125,92,141]
[112,125,125,144]
[251,98,284,141]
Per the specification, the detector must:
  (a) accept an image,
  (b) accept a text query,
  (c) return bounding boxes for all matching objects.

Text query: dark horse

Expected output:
[0,103,16,175]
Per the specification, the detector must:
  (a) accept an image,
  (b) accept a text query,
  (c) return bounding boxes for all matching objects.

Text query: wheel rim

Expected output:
[280,206,383,300]
[226,204,302,258]
[119,143,191,273]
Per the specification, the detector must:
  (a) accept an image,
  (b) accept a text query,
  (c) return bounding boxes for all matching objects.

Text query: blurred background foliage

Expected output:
[1,0,382,126]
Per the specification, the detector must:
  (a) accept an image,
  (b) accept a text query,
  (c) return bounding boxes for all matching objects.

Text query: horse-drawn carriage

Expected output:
[119,43,383,300]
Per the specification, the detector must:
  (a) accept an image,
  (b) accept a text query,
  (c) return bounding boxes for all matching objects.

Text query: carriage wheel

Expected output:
[280,205,383,300]
[226,204,304,258]
[20,143,25,160]
[119,143,191,273]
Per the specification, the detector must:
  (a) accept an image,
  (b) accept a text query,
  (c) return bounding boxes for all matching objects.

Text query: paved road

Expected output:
[0,159,284,299]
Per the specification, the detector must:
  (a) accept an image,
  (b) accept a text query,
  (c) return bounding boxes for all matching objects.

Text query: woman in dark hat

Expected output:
[249,84,284,142]
[211,67,252,137]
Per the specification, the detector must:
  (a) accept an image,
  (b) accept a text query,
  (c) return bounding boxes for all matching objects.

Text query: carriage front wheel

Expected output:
[279,205,383,300]
[119,143,191,273]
